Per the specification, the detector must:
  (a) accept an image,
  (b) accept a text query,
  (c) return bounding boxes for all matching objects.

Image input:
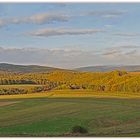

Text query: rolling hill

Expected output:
[0,63,61,73]
[75,65,140,72]
[0,63,140,73]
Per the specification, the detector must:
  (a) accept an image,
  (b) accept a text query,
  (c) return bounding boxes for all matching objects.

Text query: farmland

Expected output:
[0,69,140,137]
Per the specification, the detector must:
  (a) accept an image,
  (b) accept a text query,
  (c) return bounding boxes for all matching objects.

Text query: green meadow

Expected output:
[0,95,140,137]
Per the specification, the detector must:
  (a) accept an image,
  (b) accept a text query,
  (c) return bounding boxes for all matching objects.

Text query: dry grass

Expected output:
[0,92,50,99]
[0,89,140,100]
[49,90,140,99]
[129,72,140,75]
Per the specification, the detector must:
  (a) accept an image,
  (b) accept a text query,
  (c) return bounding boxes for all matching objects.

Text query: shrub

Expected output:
[0,88,28,95]
[71,125,88,134]
[33,86,45,92]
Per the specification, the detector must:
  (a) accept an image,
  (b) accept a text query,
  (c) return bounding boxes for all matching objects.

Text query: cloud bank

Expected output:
[0,46,139,68]
[0,47,100,68]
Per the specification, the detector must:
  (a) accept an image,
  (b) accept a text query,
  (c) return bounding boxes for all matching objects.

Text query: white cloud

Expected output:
[113,32,140,37]
[125,50,137,55]
[86,10,125,18]
[102,45,140,65]
[103,53,140,65]
[0,12,69,27]
[103,49,121,56]
[0,9,125,28]
[118,45,140,49]
[29,28,104,37]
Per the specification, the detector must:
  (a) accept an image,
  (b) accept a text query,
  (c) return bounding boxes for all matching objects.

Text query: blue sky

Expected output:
[0,3,140,68]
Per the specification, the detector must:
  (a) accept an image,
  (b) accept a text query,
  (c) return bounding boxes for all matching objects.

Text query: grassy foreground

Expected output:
[0,91,140,137]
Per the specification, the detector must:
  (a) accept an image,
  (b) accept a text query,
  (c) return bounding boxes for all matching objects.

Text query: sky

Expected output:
[0,3,140,68]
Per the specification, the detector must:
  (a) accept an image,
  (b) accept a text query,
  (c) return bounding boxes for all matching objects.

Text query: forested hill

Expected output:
[75,65,140,72]
[0,63,140,73]
[0,63,61,73]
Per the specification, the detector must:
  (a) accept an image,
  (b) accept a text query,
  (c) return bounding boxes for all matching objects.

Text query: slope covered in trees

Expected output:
[0,70,140,95]
[0,63,62,73]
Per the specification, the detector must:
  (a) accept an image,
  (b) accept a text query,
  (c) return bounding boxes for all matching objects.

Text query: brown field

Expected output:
[0,101,20,107]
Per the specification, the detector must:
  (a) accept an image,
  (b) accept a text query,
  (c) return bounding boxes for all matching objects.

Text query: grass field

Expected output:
[0,90,140,137]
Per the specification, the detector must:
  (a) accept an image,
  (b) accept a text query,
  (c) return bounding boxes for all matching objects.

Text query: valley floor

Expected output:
[0,90,140,137]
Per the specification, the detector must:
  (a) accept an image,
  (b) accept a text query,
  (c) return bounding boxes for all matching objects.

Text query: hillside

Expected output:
[0,70,140,94]
[0,63,61,73]
[75,65,140,72]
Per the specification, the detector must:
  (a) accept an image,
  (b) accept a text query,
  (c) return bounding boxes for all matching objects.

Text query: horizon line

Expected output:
[0,62,140,70]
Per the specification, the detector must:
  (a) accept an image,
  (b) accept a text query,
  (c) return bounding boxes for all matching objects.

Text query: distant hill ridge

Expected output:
[0,63,140,73]
[0,63,61,73]
[75,65,140,72]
